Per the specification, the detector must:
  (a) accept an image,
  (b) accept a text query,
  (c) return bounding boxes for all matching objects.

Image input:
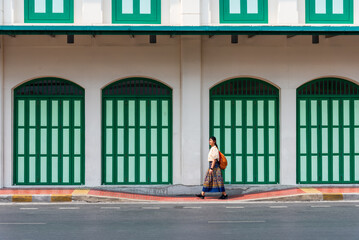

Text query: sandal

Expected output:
[195,194,205,199]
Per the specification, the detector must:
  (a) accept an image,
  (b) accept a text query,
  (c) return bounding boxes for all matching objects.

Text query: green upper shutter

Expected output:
[220,0,268,24]
[306,0,353,23]
[25,0,74,23]
[112,0,161,24]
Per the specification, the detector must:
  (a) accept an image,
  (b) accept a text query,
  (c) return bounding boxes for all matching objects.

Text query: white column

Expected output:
[181,0,201,25]
[280,88,297,185]
[181,36,202,185]
[84,86,102,186]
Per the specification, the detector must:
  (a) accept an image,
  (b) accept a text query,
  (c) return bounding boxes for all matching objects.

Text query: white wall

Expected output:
[3,35,359,187]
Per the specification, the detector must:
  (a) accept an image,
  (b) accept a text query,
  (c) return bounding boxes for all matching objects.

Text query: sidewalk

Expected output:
[1,186,359,203]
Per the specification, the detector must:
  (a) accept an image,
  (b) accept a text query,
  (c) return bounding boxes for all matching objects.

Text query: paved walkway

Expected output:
[1,187,359,202]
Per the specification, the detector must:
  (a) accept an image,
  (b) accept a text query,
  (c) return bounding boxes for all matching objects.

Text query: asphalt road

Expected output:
[0,202,359,240]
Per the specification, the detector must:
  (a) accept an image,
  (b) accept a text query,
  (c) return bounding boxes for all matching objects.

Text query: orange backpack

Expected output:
[218,151,228,170]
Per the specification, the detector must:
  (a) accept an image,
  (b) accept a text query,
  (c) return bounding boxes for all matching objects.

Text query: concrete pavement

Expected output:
[1,186,359,203]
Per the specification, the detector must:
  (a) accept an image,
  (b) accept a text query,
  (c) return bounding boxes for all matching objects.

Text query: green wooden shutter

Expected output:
[297,78,359,184]
[14,78,85,185]
[210,78,279,184]
[102,78,172,185]
[25,0,74,23]
[220,0,268,24]
[305,0,353,24]
[112,0,161,24]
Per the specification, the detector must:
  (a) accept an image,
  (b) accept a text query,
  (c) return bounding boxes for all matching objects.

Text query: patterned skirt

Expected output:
[202,161,225,193]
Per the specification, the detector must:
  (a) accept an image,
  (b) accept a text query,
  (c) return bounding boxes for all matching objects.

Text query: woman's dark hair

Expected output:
[210,136,218,148]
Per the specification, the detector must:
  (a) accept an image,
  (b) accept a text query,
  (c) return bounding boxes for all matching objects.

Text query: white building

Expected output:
[1,0,359,188]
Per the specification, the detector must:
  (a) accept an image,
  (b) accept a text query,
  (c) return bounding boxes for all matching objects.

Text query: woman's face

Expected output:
[209,138,214,146]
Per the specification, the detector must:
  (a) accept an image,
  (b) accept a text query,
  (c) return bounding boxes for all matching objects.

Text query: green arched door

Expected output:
[102,78,172,185]
[14,78,85,185]
[210,78,279,184]
[297,77,359,184]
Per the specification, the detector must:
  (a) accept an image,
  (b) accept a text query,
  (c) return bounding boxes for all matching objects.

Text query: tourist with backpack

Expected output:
[195,136,228,200]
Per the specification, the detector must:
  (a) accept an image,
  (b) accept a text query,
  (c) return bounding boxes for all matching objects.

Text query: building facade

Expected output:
[1,0,359,188]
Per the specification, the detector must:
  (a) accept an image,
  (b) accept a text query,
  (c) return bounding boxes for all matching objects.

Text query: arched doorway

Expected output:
[297,77,359,183]
[102,77,172,185]
[14,77,85,185]
[210,77,280,184]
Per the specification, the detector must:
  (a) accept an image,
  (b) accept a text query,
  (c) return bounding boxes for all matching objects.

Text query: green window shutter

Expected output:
[220,0,268,24]
[210,78,279,184]
[112,0,161,24]
[297,78,359,184]
[102,78,172,185]
[306,0,353,24]
[14,78,85,185]
[25,0,74,23]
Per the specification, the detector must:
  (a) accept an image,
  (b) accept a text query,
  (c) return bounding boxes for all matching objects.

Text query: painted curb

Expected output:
[51,194,72,202]
[323,193,343,201]
[247,193,323,202]
[12,195,32,202]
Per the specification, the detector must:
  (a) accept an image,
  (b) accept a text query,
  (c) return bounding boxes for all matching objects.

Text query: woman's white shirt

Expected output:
[208,146,219,162]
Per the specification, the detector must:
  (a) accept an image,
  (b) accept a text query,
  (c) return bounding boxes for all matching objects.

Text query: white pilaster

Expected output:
[280,88,297,185]
[84,83,102,186]
[181,36,202,185]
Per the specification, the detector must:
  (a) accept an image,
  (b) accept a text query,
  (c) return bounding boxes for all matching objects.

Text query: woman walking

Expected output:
[196,136,228,199]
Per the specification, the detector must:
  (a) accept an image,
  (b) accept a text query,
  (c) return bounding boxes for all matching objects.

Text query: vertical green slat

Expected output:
[81,97,85,184]
[25,100,29,184]
[318,100,322,182]
[14,98,18,184]
[69,99,74,184]
[242,98,247,183]
[253,100,258,183]
[328,99,333,183]
[307,99,311,183]
[339,100,344,182]
[124,99,129,183]
[158,100,162,183]
[350,99,355,182]
[58,100,63,183]
[113,99,118,183]
[146,99,151,183]
[35,99,40,183]
[264,100,269,183]
[220,98,226,182]
[102,98,105,184]
[231,99,235,183]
